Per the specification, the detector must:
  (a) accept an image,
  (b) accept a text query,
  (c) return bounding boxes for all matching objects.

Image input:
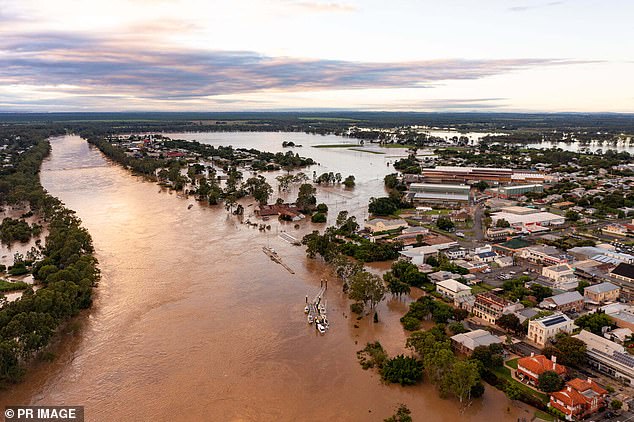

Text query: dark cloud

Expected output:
[0,31,580,105]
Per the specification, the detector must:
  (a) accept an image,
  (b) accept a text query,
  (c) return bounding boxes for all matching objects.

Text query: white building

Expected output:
[541,264,579,291]
[528,313,575,347]
[492,206,565,232]
[436,279,472,302]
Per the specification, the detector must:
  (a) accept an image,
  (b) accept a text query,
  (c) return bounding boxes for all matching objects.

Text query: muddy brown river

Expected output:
[0,134,527,421]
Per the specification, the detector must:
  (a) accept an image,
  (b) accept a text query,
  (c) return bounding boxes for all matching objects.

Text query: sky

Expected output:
[0,0,632,112]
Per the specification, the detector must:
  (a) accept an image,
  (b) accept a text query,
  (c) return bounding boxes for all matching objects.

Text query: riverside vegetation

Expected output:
[0,126,99,386]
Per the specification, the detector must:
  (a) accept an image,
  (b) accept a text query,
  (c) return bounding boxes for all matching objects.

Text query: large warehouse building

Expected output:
[422,166,548,184]
[491,206,565,232]
[487,184,544,198]
[406,183,472,207]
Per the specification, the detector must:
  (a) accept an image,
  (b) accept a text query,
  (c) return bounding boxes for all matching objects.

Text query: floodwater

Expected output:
[0,134,527,421]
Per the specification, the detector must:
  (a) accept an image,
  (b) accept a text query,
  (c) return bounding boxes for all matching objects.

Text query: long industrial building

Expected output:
[422,166,548,184]
[406,183,472,206]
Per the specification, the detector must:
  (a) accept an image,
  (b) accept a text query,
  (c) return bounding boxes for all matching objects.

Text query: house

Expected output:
[451,329,503,355]
[604,327,633,344]
[517,354,566,387]
[549,378,608,421]
[527,313,575,347]
[365,218,408,233]
[539,291,584,312]
[473,292,523,324]
[584,282,620,305]
[473,251,497,263]
[436,279,472,302]
[573,330,634,385]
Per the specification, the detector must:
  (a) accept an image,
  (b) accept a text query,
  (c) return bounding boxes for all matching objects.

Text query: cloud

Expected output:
[508,1,565,12]
[288,1,358,13]
[0,30,586,110]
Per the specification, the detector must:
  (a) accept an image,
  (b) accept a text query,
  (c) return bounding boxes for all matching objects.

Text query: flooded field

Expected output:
[0,134,526,421]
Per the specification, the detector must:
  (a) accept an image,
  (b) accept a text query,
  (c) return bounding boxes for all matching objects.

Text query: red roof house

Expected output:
[549,378,608,420]
[516,353,566,387]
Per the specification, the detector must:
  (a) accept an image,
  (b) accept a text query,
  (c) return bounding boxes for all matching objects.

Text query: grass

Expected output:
[470,284,493,295]
[312,144,359,148]
[0,279,29,292]
[506,358,519,369]
[533,409,555,421]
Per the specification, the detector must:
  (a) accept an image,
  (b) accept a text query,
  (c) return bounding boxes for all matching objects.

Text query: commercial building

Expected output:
[518,245,572,266]
[486,184,544,199]
[436,279,472,302]
[584,282,620,305]
[406,183,472,206]
[421,166,547,184]
[539,291,585,312]
[473,292,523,324]
[491,206,565,232]
[549,378,608,421]
[485,227,516,241]
[516,354,566,387]
[451,329,503,355]
[527,313,575,347]
[573,330,634,385]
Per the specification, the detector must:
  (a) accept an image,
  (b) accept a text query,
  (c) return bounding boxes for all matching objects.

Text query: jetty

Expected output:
[262,246,295,274]
[304,284,329,334]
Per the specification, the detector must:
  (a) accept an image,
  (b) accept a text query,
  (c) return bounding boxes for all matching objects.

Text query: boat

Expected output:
[317,323,326,334]
[188,204,193,209]
[304,305,309,314]
[307,315,314,324]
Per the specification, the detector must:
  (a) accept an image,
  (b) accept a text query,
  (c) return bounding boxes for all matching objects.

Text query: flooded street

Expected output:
[0,134,524,421]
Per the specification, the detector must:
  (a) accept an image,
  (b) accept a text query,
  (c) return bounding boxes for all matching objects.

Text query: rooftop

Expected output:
[451,329,502,351]
[611,262,634,280]
[585,282,619,294]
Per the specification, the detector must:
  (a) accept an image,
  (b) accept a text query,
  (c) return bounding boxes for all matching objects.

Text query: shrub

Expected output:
[381,355,423,386]
[400,316,421,331]
[350,302,364,314]
[311,212,327,223]
[316,203,328,213]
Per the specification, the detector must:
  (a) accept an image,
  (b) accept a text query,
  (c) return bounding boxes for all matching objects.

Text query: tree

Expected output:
[447,360,480,403]
[495,218,511,228]
[537,370,564,393]
[474,181,489,192]
[380,355,423,386]
[497,313,523,334]
[542,335,587,367]
[576,279,590,294]
[348,271,386,310]
[369,197,400,216]
[384,404,412,422]
[296,183,317,212]
[316,203,328,213]
[565,210,580,221]
[242,175,273,205]
[611,399,623,411]
[575,312,615,335]
[436,216,454,231]
[343,175,356,188]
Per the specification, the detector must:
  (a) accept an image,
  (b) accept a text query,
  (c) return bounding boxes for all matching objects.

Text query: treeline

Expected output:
[86,137,169,175]
[0,126,99,385]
